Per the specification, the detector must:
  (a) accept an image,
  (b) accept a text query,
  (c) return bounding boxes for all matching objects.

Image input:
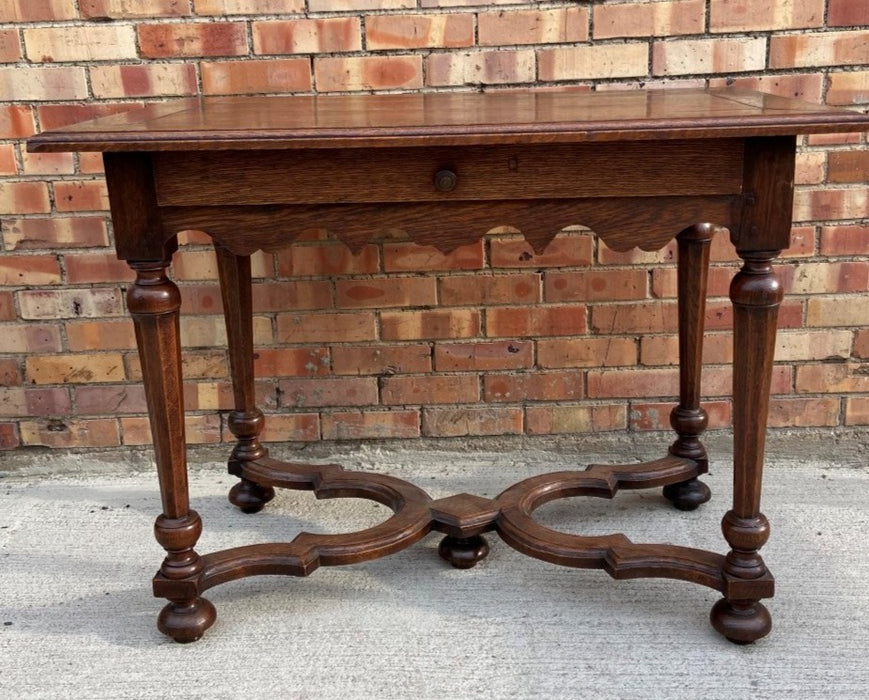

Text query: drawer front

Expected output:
[153,140,744,206]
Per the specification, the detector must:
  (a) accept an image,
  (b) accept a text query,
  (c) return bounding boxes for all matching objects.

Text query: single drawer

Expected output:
[153,140,744,206]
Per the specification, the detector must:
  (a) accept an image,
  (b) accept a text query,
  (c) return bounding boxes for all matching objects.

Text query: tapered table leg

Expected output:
[127,261,216,643]
[710,250,780,644]
[664,224,713,511]
[215,244,274,513]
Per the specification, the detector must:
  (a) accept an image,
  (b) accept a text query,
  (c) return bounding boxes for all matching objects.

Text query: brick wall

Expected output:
[1,1,867,451]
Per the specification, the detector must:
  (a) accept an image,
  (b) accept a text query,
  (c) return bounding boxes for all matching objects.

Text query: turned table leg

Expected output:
[215,244,274,513]
[710,250,781,644]
[127,261,216,643]
[664,224,714,511]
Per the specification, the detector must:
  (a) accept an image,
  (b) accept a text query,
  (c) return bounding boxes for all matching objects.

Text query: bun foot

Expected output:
[438,535,489,569]
[663,477,711,511]
[158,597,217,643]
[710,598,771,645]
[229,478,275,514]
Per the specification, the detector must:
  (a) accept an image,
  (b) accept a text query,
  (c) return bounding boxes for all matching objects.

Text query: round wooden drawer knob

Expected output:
[434,169,458,192]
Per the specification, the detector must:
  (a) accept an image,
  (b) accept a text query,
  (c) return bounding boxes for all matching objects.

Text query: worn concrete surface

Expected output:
[1,431,867,699]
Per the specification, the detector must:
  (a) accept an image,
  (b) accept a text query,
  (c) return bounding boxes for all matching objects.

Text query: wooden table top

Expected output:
[28,88,869,152]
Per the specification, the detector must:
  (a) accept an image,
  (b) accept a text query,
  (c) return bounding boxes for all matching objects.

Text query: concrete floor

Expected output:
[1,431,867,699]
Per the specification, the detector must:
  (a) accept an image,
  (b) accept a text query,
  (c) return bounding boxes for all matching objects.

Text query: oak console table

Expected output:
[29,89,869,645]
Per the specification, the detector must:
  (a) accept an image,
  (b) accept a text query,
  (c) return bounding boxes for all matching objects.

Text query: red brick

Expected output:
[20,152,76,176]
[17,288,123,320]
[479,7,587,45]
[138,22,248,59]
[540,44,649,81]
[322,409,420,440]
[383,241,483,272]
[26,353,125,385]
[201,58,312,94]
[640,333,733,366]
[484,370,584,402]
[853,330,869,359]
[0,387,71,417]
[335,277,437,308]
[121,414,222,446]
[74,385,147,415]
[196,0,304,13]
[440,273,540,306]
[434,340,533,371]
[315,56,422,92]
[0,358,20,387]
[806,297,869,327]
[486,305,586,338]
[594,1,703,38]
[53,180,109,213]
[255,348,330,377]
[820,225,869,256]
[277,312,377,343]
[253,18,361,54]
[710,0,823,32]
[0,423,19,449]
[591,301,677,334]
[828,0,869,26]
[171,250,218,280]
[276,244,379,276]
[845,397,869,426]
[588,368,679,399]
[828,150,869,183]
[2,65,88,101]
[0,291,14,321]
[768,397,839,428]
[278,377,377,408]
[490,234,594,268]
[381,309,480,340]
[629,400,731,431]
[65,253,133,284]
[0,255,62,286]
[786,262,869,294]
[545,270,647,302]
[258,413,320,443]
[91,64,198,99]
[0,29,21,63]
[252,281,333,312]
[79,153,106,175]
[0,106,35,139]
[20,418,120,449]
[651,266,734,299]
[770,31,869,69]
[827,71,869,106]
[537,337,638,369]
[0,324,62,353]
[24,25,137,63]
[791,364,863,395]
[127,350,228,382]
[426,49,535,86]
[793,188,868,222]
[0,144,17,176]
[66,321,136,351]
[313,0,411,8]
[381,375,479,405]
[653,38,766,76]
[599,239,677,265]
[422,406,523,437]
[82,0,191,18]
[807,132,862,146]
[331,344,432,375]
[0,182,50,215]
[0,0,76,21]
[368,13,474,49]
[525,404,627,434]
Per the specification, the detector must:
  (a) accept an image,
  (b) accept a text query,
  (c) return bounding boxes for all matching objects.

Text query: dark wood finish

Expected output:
[27,89,869,646]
